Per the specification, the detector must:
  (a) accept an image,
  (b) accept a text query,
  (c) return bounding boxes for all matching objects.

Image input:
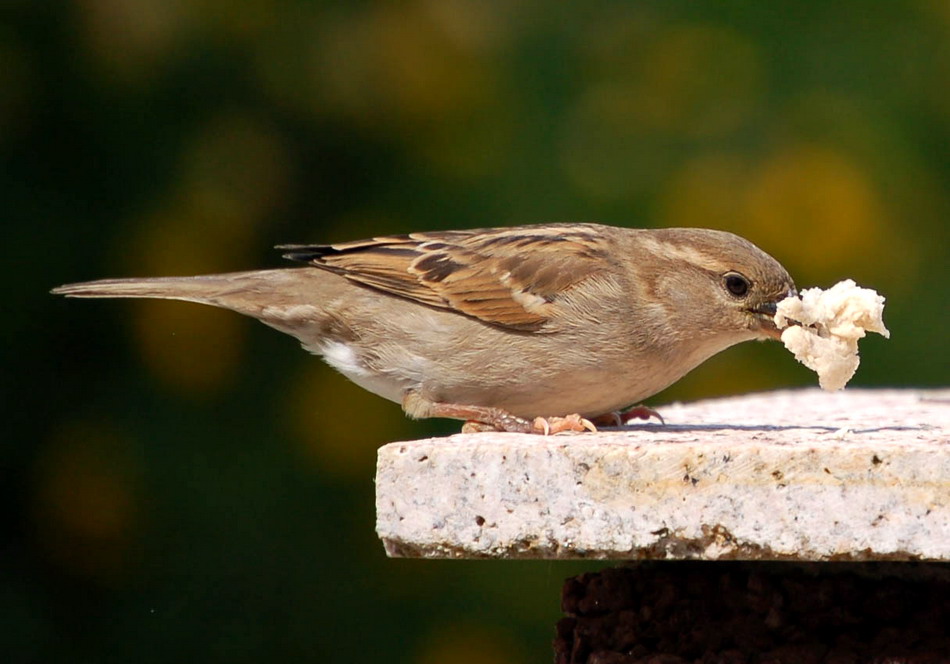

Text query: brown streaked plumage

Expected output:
[278,225,613,331]
[51,223,796,434]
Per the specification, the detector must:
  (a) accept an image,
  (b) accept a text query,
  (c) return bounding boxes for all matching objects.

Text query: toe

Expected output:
[620,405,665,424]
[531,417,552,436]
[462,420,501,434]
[532,414,599,435]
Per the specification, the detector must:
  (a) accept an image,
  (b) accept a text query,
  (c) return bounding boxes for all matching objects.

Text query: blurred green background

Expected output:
[3,1,948,662]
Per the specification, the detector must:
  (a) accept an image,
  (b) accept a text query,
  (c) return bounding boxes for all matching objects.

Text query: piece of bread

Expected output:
[775,279,889,391]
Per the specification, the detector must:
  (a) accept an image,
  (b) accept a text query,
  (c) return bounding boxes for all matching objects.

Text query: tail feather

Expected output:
[50,274,244,304]
[52,269,344,347]
[48,269,321,319]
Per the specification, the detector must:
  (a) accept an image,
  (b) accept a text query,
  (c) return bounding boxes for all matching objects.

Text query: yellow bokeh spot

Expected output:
[188,0,280,41]
[120,185,258,279]
[635,24,763,137]
[657,152,752,231]
[660,144,917,288]
[286,364,413,479]
[178,113,290,224]
[742,144,886,278]
[561,22,762,200]
[421,0,514,53]
[312,3,497,124]
[32,418,139,581]
[78,0,283,81]
[921,0,950,29]
[303,2,509,176]
[122,204,256,398]
[77,0,190,82]
[415,623,526,664]
[132,299,244,397]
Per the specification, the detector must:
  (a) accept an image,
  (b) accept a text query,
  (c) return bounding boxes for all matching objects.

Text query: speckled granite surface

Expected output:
[375,389,949,561]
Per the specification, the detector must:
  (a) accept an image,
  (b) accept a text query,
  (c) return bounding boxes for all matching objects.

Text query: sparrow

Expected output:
[51,223,797,434]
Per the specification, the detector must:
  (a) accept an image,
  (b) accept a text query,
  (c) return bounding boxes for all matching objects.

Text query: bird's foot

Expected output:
[462,413,597,435]
[530,414,597,435]
[403,391,599,435]
[461,420,506,434]
[590,404,665,427]
[621,404,664,424]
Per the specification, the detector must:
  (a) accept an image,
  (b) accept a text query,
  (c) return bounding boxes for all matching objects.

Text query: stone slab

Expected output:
[375,388,950,561]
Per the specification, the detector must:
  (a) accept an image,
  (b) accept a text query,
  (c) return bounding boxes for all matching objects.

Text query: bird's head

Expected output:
[640,228,797,343]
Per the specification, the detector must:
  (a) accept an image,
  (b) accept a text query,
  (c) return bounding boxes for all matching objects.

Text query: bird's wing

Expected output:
[278,225,613,331]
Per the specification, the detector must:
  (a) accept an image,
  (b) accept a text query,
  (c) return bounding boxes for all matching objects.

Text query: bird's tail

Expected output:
[53,274,229,300]
[50,269,311,318]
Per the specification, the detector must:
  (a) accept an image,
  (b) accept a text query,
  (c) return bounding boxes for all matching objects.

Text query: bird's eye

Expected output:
[724,272,750,298]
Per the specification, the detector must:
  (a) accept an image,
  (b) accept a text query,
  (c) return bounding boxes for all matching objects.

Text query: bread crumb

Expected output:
[775,279,890,391]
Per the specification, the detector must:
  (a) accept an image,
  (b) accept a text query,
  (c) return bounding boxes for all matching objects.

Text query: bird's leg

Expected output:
[403,391,534,432]
[589,404,665,427]
[402,391,597,435]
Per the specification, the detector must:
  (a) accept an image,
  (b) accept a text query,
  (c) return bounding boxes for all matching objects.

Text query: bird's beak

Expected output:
[749,287,797,339]
[751,301,778,316]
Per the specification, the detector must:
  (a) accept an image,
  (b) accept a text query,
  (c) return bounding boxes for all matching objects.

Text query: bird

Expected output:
[51,223,797,434]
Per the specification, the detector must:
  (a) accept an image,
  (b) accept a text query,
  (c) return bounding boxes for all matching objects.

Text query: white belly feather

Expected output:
[318,340,408,404]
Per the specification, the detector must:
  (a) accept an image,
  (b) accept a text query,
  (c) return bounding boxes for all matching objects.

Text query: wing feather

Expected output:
[278,224,613,331]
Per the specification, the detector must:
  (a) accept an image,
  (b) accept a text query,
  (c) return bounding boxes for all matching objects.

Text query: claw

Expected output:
[532,417,551,436]
[603,412,623,427]
[619,405,665,425]
[531,413,598,435]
